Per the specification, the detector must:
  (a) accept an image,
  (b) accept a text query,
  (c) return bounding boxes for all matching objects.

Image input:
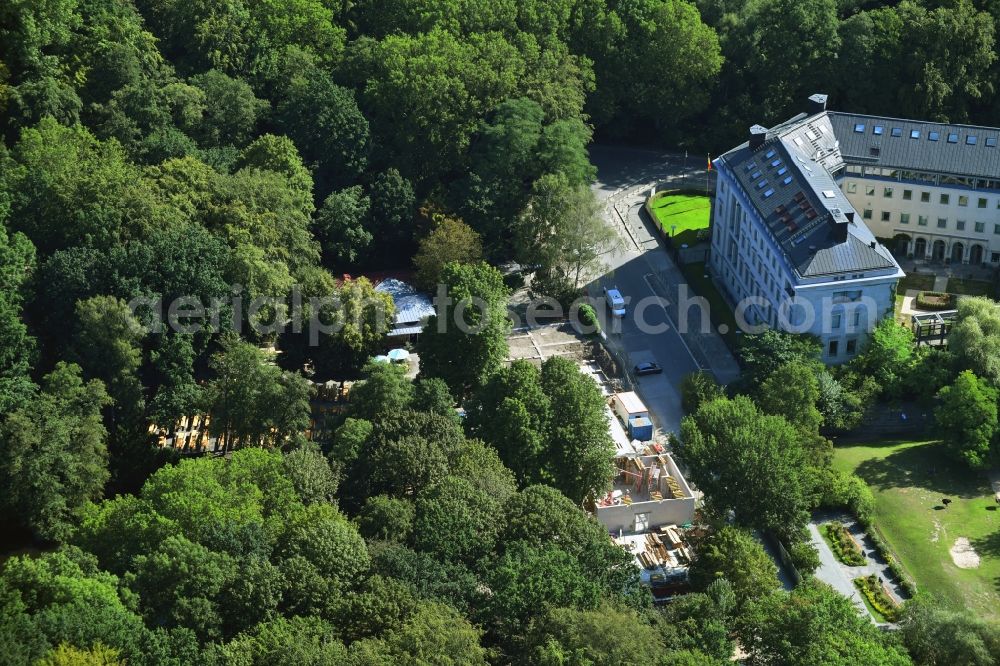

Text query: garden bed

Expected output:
[915,291,956,311]
[854,574,901,623]
[822,521,866,566]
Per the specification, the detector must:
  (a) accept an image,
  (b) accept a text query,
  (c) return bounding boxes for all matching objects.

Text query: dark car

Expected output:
[634,362,663,376]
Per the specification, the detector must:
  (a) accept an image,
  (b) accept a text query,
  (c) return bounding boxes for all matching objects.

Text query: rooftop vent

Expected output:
[749,125,768,150]
[807,93,828,114]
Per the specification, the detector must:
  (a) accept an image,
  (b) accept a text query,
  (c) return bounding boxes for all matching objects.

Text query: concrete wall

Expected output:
[596,497,697,535]
[792,277,897,362]
[596,454,697,535]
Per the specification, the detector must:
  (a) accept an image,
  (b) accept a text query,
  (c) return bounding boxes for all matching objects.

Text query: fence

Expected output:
[765,531,803,587]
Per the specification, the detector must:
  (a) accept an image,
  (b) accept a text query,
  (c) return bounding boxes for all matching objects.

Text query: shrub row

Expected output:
[854,574,902,622]
[813,466,917,596]
[866,528,917,597]
[822,521,866,566]
[915,291,956,311]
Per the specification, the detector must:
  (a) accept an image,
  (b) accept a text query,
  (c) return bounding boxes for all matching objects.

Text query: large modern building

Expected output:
[712,94,909,362]
[712,97,1000,361]
[832,113,1000,265]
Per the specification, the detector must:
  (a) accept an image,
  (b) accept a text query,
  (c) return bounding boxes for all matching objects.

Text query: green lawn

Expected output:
[650,193,711,248]
[946,277,993,298]
[833,440,1000,621]
[899,273,936,293]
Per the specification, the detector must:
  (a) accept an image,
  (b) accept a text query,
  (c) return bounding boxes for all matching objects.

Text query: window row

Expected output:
[847,182,997,208]
[852,122,999,148]
[868,210,998,234]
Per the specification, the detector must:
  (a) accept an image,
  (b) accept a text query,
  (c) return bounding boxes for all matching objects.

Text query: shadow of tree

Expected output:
[971,529,1000,594]
[854,443,985,499]
[972,529,1000,559]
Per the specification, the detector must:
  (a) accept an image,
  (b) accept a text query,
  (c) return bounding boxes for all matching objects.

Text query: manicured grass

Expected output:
[947,277,993,298]
[650,193,711,248]
[899,273,936,293]
[679,261,738,348]
[833,439,1000,621]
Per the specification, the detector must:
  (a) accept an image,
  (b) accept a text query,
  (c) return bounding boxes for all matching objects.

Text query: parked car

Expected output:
[634,362,663,376]
[605,288,626,317]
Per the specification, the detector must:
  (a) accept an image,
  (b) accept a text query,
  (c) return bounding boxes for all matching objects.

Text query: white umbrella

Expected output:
[387,348,410,362]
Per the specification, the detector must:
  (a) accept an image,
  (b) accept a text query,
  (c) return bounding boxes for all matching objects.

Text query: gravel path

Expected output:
[809,510,908,625]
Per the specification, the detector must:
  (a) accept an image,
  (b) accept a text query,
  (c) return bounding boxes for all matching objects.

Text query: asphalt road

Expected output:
[587,144,726,437]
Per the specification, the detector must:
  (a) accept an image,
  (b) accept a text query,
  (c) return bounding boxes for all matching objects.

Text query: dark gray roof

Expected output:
[720,125,897,279]
[828,112,1000,180]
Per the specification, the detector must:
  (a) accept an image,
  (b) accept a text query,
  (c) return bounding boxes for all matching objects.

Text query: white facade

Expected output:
[711,166,901,363]
[840,173,1000,265]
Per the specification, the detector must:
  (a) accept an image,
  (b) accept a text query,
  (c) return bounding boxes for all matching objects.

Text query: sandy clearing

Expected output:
[950,537,981,569]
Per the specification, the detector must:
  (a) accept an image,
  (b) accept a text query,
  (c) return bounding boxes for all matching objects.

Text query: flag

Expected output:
[707,154,712,171]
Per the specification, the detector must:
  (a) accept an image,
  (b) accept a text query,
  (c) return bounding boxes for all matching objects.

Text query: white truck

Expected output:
[605,287,626,317]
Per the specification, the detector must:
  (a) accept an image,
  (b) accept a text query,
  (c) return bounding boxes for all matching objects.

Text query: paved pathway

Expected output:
[809,511,907,626]
[807,522,873,621]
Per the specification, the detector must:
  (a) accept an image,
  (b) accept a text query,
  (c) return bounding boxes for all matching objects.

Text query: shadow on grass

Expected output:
[972,530,1000,594]
[854,442,985,498]
[972,529,1000,560]
[840,438,936,451]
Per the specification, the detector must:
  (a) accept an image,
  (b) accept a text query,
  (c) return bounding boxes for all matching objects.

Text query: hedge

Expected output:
[915,291,956,311]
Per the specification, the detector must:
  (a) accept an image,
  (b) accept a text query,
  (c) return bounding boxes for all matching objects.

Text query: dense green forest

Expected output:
[2,0,1000,663]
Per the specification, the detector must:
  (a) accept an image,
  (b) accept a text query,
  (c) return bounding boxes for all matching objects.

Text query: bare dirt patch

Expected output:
[949,537,981,569]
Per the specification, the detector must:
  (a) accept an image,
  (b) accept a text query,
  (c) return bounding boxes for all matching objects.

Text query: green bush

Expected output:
[578,303,599,331]
[503,271,525,291]
[915,291,956,311]
[854,574,902,622]
[788,541,820,576]
[822,522,866,566]
[847,476,876,528]
[814,469,875,527]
